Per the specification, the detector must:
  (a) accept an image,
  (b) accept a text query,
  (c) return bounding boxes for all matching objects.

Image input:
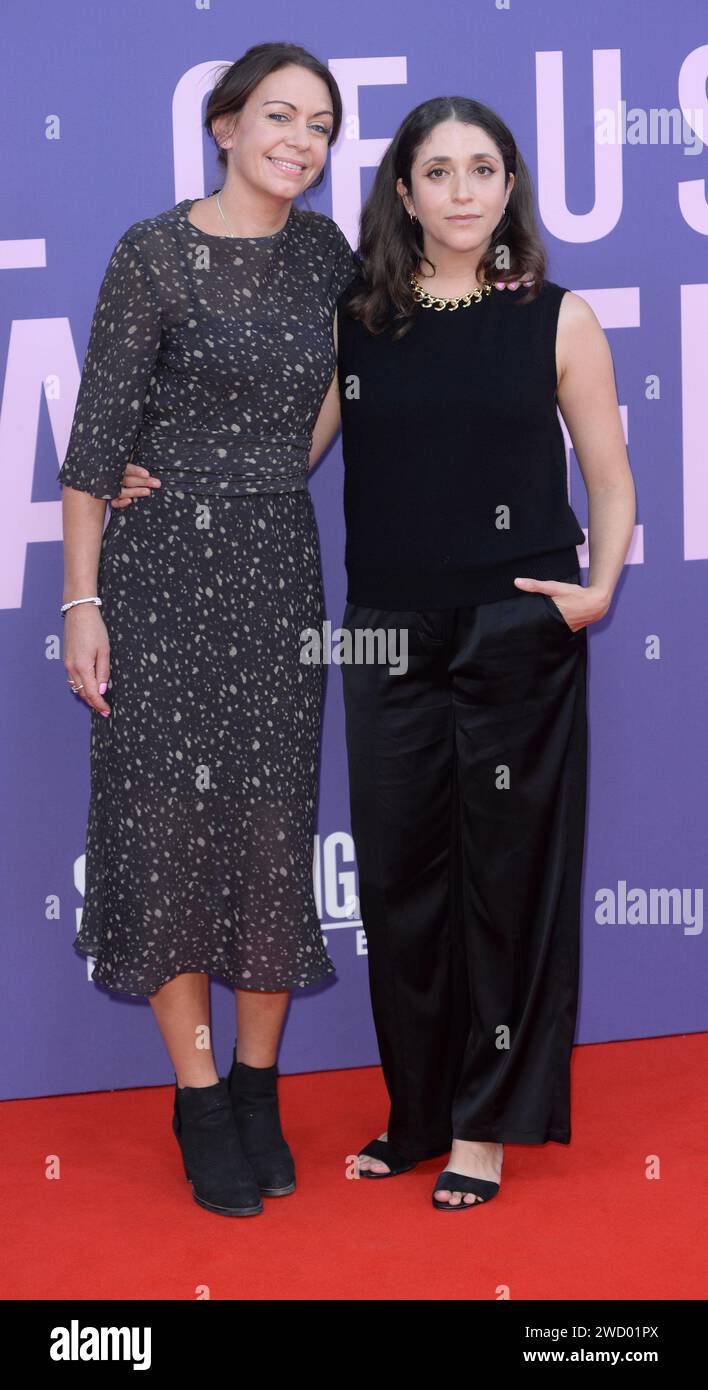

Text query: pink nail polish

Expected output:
[494,281,506,290]
[100,709,110,717]
[99,682,108,694]
[508,281,519,290]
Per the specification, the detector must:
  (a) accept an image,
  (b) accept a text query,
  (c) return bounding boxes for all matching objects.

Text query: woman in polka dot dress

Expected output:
[58,46,359,1216]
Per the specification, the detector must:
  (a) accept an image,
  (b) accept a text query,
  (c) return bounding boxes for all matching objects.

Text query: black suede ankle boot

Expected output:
[173,1076,263,1216]
[226,1044,296,1196]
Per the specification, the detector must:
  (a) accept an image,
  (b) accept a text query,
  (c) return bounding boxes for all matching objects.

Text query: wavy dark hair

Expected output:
[347,96,547,339]
[203,42,343,202]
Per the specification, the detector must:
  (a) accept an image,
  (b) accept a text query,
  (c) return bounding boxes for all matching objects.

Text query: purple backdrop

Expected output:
[2,0,706,1099]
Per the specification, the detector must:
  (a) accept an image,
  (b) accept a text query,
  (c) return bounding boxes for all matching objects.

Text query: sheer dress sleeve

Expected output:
[327,220,361,305]
[57,235,162,500]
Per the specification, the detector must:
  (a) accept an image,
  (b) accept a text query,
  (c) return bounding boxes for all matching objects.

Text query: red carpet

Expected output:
[4,1034,707,1301]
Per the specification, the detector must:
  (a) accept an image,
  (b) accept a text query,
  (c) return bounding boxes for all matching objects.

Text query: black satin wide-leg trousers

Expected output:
[340,572,588,1162]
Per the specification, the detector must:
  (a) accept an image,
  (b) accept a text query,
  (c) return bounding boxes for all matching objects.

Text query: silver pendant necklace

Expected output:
[215,191,236,238]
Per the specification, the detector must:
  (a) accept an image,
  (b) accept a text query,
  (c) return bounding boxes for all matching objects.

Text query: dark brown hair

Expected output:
[203,42,343,200]
[346,96,547,339]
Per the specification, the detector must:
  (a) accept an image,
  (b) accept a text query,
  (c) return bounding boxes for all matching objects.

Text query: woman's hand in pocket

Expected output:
[513,576,610,632]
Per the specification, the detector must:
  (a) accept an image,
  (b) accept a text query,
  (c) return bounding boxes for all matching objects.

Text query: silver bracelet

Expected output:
[60,596,103,616]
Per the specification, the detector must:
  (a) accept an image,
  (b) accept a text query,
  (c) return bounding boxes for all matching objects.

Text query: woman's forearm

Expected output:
[586,479,637,611]
[61,486,107,600]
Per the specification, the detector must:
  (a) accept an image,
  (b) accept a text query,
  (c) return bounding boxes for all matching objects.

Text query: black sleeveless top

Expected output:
[336,274,585,607]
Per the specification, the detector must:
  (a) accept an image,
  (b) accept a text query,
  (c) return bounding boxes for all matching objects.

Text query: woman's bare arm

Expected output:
[60,487,112,714]
[555,291,637,611]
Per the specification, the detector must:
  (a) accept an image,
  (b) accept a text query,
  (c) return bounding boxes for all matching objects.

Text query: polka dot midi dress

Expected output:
[58,197,359,996]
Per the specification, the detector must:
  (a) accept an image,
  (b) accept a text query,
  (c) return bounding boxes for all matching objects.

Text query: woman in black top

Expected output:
[335,97,635,1210]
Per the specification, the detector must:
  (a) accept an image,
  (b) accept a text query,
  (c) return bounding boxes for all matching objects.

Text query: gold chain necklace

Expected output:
[410,273,494,312]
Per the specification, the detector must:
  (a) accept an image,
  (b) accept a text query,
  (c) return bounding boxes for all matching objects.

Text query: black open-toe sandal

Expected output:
[432,1170,500,1209]
[358,1137,417,1178]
